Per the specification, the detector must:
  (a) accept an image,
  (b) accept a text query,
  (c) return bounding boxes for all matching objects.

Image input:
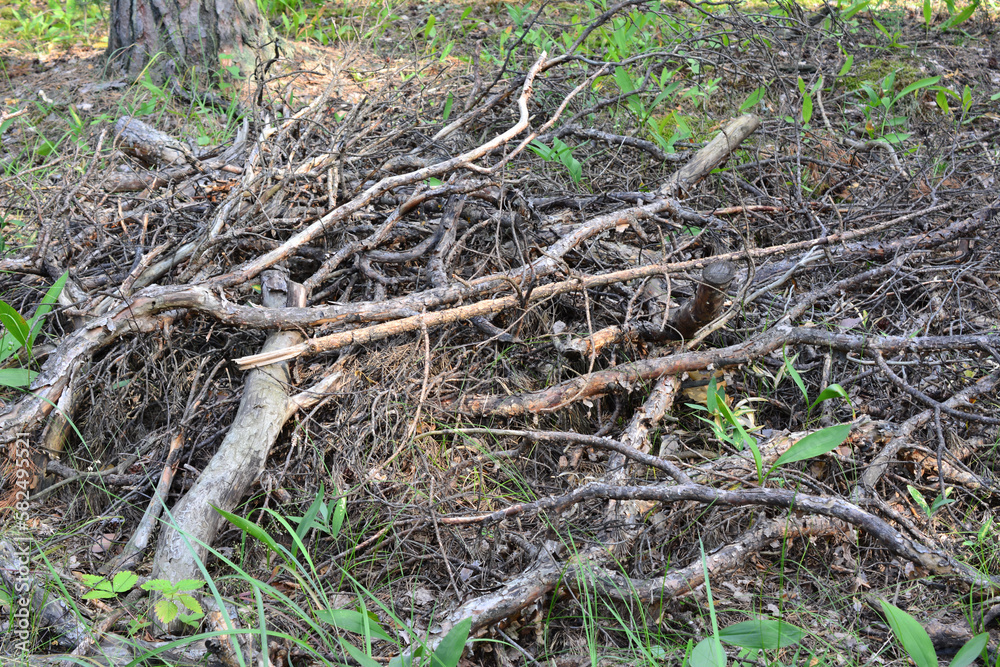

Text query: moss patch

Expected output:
[841,58,925,92]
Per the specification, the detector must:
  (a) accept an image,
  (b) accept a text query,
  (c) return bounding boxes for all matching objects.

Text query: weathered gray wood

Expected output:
[150,269,305,633]
[114,117,192,166]
[658,114,760,198]
[0,540,89,650]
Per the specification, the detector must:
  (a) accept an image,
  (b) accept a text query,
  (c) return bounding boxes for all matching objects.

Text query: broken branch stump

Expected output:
[667,259,736,340]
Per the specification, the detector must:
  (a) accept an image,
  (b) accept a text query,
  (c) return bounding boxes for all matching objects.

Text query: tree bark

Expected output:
[106,0,274,81]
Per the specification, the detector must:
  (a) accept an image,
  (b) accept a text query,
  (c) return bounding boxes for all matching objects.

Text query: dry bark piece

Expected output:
[102,166,193,192]
[603,375,682,558]
[114,117,196,166]
[658,114,761,198]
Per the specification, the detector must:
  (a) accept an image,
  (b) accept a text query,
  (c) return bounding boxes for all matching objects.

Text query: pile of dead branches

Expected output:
[1,2,999,664]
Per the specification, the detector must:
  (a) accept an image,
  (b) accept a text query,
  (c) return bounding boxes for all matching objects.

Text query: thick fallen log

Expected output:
[150,270,310,633]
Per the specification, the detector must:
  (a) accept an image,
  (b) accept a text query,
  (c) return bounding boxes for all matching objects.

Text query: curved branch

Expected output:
[438,481,998,588]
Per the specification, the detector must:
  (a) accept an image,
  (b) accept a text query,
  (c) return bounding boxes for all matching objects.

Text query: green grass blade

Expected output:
[879,599,938,667]
[892,76,941,106]
[948,633,989,667]
[719,618,806,650]
[294,483,327,555]
[770,424,852,472]
[0,368,36,387]
[782,349,808,403]
[0,300,30,348]
[213,505,282,554]
[807,383,852,418]
[27,270,68,349]
[431,617,471,667]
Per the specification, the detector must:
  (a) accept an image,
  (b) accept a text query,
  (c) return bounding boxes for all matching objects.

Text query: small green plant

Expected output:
[0,211,24,256]
[837,52,855,82]
[961,515,994,548]
[931,0,980,31]
[689,541,726,667]
[872,16,906,48]
[766,423,852,480]
[528,138,583,184]
[687,376,766,484]
[777,348,854,423]
[0,271,68,388]
[679,58,721,110]
[931,83,985,124]
[504,2,559,54]
[688,540,810,666]
[213,502,471,667]
[856,71,940,142]
[839,0,870,23]
[141,578,206,627]
[9,0,103,50]
[127,616,151,635]
[80,571,138,600]
[131,72,171,117]
[880,599,988,667]
[689,375,853,485]
[797,75,823,126]
[739,85,767,113]
[286,482,347,559]
[441,92,454,123]
[907,484,955,518]
[718,617,807,664]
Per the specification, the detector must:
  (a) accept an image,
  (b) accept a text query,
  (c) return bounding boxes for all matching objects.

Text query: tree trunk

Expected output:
[106,0,275,81]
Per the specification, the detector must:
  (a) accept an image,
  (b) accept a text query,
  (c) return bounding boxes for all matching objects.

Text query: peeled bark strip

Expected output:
[603,375,681,558]
[150,270,305,633]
